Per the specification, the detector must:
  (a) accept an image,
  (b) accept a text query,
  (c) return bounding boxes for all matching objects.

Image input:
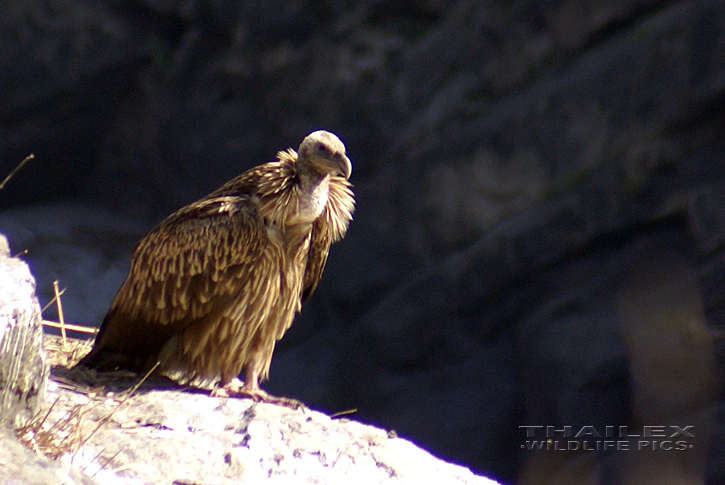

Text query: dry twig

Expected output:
[0,153,34,190]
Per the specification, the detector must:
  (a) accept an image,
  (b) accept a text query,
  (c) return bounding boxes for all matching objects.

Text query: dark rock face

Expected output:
[2,1,725,482]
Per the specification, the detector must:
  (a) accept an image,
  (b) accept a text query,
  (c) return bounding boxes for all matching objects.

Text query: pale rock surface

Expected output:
[44,380,497,485]
[0,429,99,485]
[0,233,48,430]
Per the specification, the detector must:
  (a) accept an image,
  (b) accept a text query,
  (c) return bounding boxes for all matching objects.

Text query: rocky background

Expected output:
[1,1,724,483]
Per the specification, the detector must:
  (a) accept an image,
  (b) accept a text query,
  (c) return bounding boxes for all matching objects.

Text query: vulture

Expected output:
[76,130,354,404]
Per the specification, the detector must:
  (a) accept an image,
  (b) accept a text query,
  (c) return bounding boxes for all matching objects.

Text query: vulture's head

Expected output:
[298,131,352,180]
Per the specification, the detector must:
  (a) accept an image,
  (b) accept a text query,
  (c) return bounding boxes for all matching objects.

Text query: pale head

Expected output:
[297,131,352,180]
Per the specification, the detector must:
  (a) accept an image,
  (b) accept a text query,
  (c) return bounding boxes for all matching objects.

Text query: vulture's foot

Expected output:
[213,379,304,409]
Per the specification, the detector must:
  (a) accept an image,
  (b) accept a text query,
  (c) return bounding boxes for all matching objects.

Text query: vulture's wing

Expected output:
[301,176,354,304]
[301,217,333,304]
[81,195,269,370]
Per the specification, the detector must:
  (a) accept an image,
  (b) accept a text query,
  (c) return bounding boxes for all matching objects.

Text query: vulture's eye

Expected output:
[317,144,327,153]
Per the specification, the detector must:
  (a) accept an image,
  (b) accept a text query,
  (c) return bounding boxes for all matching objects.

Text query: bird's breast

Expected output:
[264,221,309,244]
[286,180,329,225]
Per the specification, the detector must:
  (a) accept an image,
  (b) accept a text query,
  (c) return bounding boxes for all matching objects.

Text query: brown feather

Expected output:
[77,131,355,392]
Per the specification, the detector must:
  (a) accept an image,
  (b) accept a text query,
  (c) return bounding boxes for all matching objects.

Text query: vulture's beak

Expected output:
[337,154,352,180]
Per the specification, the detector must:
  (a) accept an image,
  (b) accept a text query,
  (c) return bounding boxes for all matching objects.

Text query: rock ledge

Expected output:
[41,380,497,485]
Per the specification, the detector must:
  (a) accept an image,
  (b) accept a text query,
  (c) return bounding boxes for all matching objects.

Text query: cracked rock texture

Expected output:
[39,381,495,485]
[0,234,48,430]
[0,429,99,485]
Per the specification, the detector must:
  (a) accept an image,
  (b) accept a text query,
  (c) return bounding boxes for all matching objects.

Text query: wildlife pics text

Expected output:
[520,425,697,452]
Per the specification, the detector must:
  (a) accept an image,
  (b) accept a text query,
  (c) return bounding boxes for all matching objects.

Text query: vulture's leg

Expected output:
[212,368,303,409]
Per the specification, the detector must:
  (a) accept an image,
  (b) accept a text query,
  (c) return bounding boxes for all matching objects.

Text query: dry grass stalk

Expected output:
[330,408,358,418]
[40,285,65,314]
[43,334,93,368]
[40,280,99,338]
[52,280,67,346]
[40,279,98,366]
[16,396,90,460]
[42,320,98,335]
[0,153,34,190]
